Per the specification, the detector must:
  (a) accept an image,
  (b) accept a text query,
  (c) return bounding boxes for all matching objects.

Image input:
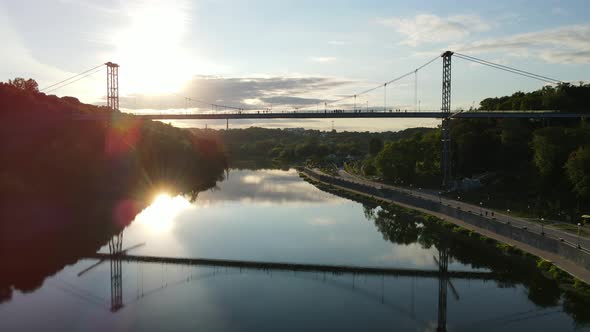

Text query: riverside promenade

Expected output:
[300,167,590,284]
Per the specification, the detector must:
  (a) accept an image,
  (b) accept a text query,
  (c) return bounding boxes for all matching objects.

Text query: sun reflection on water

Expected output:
[134,193,192,233]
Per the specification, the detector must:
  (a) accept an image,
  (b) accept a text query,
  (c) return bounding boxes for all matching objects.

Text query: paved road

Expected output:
[336,169,590,251]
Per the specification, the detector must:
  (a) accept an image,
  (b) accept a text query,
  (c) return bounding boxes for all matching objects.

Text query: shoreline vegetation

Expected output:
[299,171,590,324]
[0,79,228,302]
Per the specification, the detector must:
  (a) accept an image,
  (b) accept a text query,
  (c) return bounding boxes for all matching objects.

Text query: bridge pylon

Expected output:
[441,51,453,190]
[109,232,124,312]
[106,62,119,111]
[437,247,449,332]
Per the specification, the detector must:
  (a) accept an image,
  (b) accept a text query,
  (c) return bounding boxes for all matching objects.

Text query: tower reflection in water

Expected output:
[88,232,456,331]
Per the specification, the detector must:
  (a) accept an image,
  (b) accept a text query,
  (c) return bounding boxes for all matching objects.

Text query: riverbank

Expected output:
[299,168,590,290]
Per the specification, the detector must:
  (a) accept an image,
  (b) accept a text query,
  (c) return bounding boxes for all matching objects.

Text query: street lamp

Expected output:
[577,223,582,249]
[479,202,483,216]
[579,215,590,249]
[540,217,545,235]
[438,191,442,204]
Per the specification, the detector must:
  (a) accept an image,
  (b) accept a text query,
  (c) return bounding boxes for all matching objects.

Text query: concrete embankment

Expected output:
[300,167,590,284]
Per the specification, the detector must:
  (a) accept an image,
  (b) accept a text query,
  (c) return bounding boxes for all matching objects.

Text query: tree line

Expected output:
[359,84,590,222]
[1,77,229,301]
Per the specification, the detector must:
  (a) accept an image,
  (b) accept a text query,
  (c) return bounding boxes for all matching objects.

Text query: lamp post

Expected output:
[438,192,442,204]
[479,202,483,216]
[577,223,582,249]
[540,217,545,236]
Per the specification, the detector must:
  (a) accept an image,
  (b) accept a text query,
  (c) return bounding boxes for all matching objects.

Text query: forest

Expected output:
[0,78,227,201]
[0,78,228,301]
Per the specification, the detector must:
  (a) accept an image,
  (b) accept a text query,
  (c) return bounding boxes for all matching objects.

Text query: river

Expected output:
[1,169,588,331]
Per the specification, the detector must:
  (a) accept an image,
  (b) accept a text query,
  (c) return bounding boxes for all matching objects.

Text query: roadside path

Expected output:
[304,169,590,284]
[337,169,590,250]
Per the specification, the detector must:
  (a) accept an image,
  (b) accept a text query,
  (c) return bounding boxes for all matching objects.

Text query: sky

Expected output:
[2,0,590,131]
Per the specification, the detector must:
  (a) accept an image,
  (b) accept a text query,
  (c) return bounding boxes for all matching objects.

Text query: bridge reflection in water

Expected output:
[78,232,489,331]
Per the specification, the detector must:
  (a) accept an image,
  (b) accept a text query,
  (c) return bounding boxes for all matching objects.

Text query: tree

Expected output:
[368,137,383,155]
[8,78,39,92]
[375,140,417,182]
[531,127,573,178]
[565,146,590,199]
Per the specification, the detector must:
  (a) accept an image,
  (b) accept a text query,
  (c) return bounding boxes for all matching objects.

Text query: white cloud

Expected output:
[309,56,338,63]
[551,7,568,16]
[120,75,354,110]
[0,6,102,99]
[456,24,590,64]
[377,14,491,46]
[328,40,350,46]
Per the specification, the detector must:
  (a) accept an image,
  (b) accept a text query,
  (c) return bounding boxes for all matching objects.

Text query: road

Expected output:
[336,169,590,251]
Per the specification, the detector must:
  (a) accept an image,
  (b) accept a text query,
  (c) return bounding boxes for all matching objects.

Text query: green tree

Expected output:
[8,77,39,92]
[368,137,383,155]
[375,140,417,182]
[565,146,590,199]
[531,127,573,178]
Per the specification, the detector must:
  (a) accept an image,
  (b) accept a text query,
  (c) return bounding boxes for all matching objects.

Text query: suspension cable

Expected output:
[171,92,264,112]
[326,54,441,108]
[453,52,561,84]
[414,70,418,111]
[43,67,104,94]
[40,63,105,92]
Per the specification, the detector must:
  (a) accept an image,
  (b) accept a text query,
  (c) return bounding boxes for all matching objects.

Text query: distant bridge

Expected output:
[53,51,580,188]
[74,110,588,121]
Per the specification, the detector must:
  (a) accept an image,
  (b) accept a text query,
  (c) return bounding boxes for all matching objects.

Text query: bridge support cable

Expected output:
[384,83,387,112]
[326,55,441,111]
[42,67,105,95]
[40,63,105,93]
[414,70,418,111]
[441,51,453,190]
[453,53,561,84]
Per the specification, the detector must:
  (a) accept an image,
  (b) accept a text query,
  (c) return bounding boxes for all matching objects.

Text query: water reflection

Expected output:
[134,193,193,233]
[196,169,343,205]
[86,231,462,332]
[72,227,574,332]
[2,169,590,331]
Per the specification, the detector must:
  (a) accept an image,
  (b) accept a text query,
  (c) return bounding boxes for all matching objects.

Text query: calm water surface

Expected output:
[1,169,588,331]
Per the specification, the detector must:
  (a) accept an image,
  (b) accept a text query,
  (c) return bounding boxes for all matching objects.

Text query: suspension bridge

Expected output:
[42,51,587,189]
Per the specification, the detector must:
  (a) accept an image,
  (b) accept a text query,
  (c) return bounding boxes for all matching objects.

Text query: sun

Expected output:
[134,192,192,233]
[110,1,195,95]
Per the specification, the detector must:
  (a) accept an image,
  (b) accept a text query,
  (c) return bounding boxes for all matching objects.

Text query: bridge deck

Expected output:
[88,253,497,280]
[74,111,588,120]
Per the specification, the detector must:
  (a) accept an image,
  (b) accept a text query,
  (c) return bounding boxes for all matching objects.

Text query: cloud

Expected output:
[456,24,590,64]
[328,40,350,46]
[196,169,344,205]
[551,7,568,16]
[0,6,96,96]
[308,217,337,226]
[261,96,324,106]
[120,75,353,110]
[309,56,338,63]
[377,14,490,46]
